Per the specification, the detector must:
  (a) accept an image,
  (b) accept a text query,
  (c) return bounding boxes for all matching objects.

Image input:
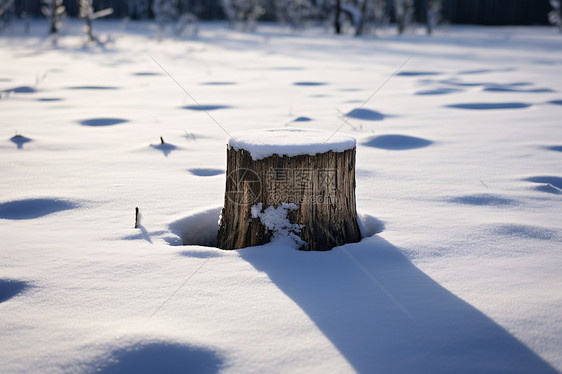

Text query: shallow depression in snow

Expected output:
[90,341,224,374]
[167,206,383,249]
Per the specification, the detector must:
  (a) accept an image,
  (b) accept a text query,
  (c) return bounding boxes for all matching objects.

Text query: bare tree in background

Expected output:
[127,0,151,19]
[152,0,199,36]
[221,0,265,31]
[426,0,442,35]
[549,0,562,32]
[77,0,113,43]
[355,0,387,36]
[393,0,414,34]
[0,0,15,32]
[42,0,65,35]
[153,0,179,26]
[274,0,316,29]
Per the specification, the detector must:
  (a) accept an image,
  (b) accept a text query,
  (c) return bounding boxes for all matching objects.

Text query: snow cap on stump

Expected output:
[228,128,356,160]
[218,128,362,251]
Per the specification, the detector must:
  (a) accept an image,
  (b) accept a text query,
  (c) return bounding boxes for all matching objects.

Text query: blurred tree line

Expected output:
[7,0,553,26]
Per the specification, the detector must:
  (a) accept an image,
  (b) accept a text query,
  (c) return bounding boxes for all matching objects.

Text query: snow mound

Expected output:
[228,128,356,160]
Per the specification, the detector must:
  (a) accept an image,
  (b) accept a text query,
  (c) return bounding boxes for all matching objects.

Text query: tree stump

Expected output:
[217,128,362,251]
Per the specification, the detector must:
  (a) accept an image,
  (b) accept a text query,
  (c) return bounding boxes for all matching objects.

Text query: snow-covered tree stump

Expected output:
[217,129,362,251]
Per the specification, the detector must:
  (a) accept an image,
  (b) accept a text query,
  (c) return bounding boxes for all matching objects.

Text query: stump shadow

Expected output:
[92,341,224,374]
[240,237,558,373]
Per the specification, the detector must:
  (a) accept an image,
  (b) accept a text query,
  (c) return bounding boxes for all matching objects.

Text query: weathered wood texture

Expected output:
[217,146,361,251]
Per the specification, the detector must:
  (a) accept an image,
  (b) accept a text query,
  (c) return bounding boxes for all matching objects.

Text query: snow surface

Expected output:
[228,128,356,160]
[1,20,561,373]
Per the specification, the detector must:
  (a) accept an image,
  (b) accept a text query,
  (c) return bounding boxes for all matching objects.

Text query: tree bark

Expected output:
[217,147,361,251]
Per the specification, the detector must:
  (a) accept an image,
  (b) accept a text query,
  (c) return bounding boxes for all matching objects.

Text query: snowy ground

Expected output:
[1,20,561,373]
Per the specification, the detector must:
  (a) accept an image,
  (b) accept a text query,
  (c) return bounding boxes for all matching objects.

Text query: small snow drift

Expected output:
[292,116,312,122]
[132,72,160,76]
[489,224,556,241]
[345,108,384,121]
[524,176,562,190]
[168,207,222,247]
[397,71,441,76]
[10,135,32,149]
[80,118,128,127]
[182,105,231,111]
[3,86,36,94]
[357,212,385,237]
[415,88,461,95]
[0,198,78,220]
[293,82,327,86]
[446,102,531,110]
[544,145,562,152]
[37,98,63,102]
[188,168,224,177]
[362,135,433,151]
[68,86,118,90]
[92,341,224,374]
[448,194,518,207]
[483,86,553,93]
[524,176,562,194]
[532,184,562,195]
[179,249,221,259]
[201,81,236,85]
[0,279,29,303]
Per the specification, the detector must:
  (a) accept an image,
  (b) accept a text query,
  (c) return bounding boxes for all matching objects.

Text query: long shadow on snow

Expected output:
[240,236,557,373]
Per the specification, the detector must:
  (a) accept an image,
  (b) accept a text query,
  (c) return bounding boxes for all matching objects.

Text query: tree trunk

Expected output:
[50,1,57,34]
[334,0,342,34]
[217,146,361,251]
[355,0,369,36]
